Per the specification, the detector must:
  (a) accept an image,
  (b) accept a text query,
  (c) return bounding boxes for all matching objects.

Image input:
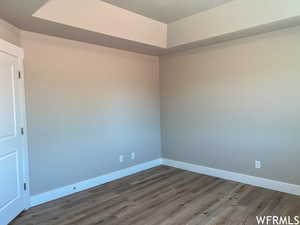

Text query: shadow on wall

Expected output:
[160,26,300,186]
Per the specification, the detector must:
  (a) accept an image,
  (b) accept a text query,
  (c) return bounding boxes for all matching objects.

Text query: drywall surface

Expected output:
[0,18,20,46]
[168,0,300,48]
[160,26,300,185]
[33,0,167,48]
[21,31,161,195]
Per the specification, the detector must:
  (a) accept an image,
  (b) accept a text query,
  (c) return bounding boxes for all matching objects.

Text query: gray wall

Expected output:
[0,18,20,46]
[21,31,161,195]
[2,14,300,195]
[160,26,300,185]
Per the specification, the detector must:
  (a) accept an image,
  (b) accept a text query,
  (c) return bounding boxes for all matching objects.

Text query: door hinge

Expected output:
[21,127,24,136]
[24,183,27,191]
[18,71,22,79]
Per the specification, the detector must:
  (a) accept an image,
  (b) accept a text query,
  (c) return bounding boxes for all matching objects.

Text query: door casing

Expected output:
[0,38,30,210]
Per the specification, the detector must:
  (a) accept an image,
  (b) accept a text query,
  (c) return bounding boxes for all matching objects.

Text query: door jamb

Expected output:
[0,38,30,209]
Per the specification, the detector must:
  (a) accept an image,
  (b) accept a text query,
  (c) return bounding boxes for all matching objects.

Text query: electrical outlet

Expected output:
[255,160,261,169]
[119,155,124,163]
[131,152,135,160]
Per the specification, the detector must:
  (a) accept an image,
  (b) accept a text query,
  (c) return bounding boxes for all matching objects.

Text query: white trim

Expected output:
[0,39,23,59]
[30,159,162,207]
[0,39,30,209]
[18,51,31,210]
[162,158,300,196]
[30,157,300,207]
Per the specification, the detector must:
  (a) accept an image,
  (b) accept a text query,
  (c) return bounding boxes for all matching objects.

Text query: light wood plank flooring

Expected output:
[10,166,300,225]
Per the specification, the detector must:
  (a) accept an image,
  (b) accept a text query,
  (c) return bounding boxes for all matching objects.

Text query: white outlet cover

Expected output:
[119,155,124,163]
[131,152,135,160]
[255,160,261,169]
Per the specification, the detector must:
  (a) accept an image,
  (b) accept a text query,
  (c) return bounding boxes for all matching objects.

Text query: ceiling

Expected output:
[0,0,300,56]
[102,0,234,23]
[0,0,167,55]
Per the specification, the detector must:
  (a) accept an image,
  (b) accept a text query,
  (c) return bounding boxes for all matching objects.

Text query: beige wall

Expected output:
[160,26,300,185]
[0,18,20,46]
[21,31,161,195]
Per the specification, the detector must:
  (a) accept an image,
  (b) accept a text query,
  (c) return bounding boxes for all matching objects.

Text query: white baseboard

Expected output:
[162,158,300,196]
[30,159,162,207]
[31,157,300,207]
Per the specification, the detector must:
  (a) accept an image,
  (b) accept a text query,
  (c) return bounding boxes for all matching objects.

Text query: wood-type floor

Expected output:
[10,166,300,225]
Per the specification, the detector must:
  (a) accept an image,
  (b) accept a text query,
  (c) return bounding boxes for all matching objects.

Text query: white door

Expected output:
[0,41,28,225]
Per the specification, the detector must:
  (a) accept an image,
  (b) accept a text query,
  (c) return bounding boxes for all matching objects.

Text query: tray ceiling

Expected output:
[102,0,234,23]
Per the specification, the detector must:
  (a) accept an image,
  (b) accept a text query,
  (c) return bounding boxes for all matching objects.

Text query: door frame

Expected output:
[0,38,31,210]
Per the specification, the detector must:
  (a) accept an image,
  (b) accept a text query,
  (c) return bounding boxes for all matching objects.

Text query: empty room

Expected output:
[1,0,300,225]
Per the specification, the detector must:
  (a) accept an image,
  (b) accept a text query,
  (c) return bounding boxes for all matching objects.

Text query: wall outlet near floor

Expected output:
[119,155,124,163]
[131,152,135,160]
[255,160,261,169]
